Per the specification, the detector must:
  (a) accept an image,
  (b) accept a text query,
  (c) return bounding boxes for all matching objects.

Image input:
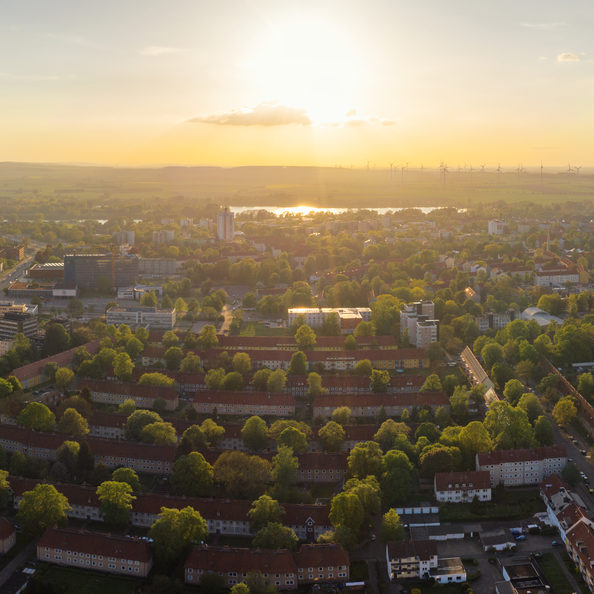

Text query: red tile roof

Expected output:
[566,519,594,573]
[0,517,16,540]
[387,539,437,561]
[477,445,566,466]
[12,339,102,381]
[38,527,152,562]
[556,503,588,530]
[185,545,297,574]
[193,391,295,407]
[434,471,491,492]
[294,543,348,569]
[312,392,449,408]
[78,379,178,401]
[540,474,570,499]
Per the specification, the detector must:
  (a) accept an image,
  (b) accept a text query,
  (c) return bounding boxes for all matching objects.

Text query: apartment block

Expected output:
[434,471,492,503]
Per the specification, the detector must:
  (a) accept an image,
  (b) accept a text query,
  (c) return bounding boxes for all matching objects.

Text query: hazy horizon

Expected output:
[2,0,594,167]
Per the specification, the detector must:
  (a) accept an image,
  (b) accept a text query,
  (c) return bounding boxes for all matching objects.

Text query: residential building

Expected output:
[313,392,449,420]
[565,518,594,591]
[11,339,102,388]
[37,527,153,577]
[287,308,371,333]
[27,262,65,281]
[152,230,175,244]
[400,301,439,348]
[434,471,492,503]
[488,220,506,235]
[476,311,517,333]
[106,306,176,329]
[0,311,38,340]
[138,258,183,276]
[217,208,235,241]
[193,391,295,418]
[500,558,551,592]
[0,245,25,260]
[476,445,567,487]
[535,270,580,286]
[78,379,178,411]
[0,518,16,554]
[64,254,139,289]
[385,540,438,580]
[115,230,135,245]
[184,543,349,589]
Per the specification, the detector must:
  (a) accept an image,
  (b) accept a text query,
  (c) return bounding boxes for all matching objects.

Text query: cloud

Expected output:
[140,46,185,56]
[521,22,565,30]
[557,52,581,62]
[189,102,312,126]
[325,113,396,127]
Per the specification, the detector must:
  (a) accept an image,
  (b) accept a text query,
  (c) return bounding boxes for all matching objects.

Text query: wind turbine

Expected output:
[401,162,408,184]
[389,162,395,180]
[496,164,502,183]
[440,162,448,187]
[575,166,581,175]
[480,164,486,173]
[567,163,573,174]
[540,161,544,184]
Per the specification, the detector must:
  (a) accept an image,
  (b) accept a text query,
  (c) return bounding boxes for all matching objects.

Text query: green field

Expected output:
[537,553,576,594]
[31,563,143,594]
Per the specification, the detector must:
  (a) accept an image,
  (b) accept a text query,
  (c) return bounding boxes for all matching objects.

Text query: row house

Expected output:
[0,424,175,475]
[9,476,331,540]
[0,517,16,554]
[565,519,594,591]
[78,379,179,412]
[38,527,153,577]
[535,269,580,287]
[434,471,492,503]
[184,543,349,590]
[297,453,347,484]
[312,392,449,420]
[476,445,567,487]
[287,374,425,397]
[11,339,102,389]
[193,391,295,418]
[215,335,397,351]
[539,474,588,539]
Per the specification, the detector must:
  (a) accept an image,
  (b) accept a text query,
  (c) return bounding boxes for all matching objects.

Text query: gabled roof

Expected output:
[435,471,491,492]
[185,545,297,573]
[38,527,152,562]
[387,539,437,561]
[477,445,566,466]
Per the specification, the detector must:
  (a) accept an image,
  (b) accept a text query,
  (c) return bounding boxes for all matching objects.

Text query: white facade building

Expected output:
[488,220,506,235]
[217,208,235,241]
[106,306,176,329]
[434,471,492,503]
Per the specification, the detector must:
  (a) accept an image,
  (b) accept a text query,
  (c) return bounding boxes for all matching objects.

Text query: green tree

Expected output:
[44,362,59,383]
[267,369,287,393]
[419,446,460,478]
[164,346,184,370]
[44,323,70,356]
[17,402,55,431]
[537,293,563,316]
[113,352,134,381]
[241,416,269,450]
[517,393,544,423]
[252,368,272,391]
[118,399,136,416]
[214,451,271,500]
[343,335,357,350]
[414,422,441,443]
[138,372,175,387]
[141,421,177,445]
[380,508,405,542]
[125,336,144,359]
[197,325,219,350]
[124,409,163,440]
[222,371,244,390]
[534,415,555,445]
[277,427,308,454]
[97,481,135,527]
[17,483,71,536]
[371,294,401,336]
[306,372,327,397]
[233,352,252,375]
[380,449,414,506]
[0,379,13,399]
[458,421,493,458]
[353,359,372,376]
[149,506,208,565]
[370,369,390,393]
[347,441,383,479]
[171,452,214,497]
[253,522,299,550]
[57,408,89,438]
[270,445,299,500]
[162,330,179,348]
[295,324,316,350]
[318,421,346,452]
[248,495,285,531]
[373,420,410,452]
[421,374,442,392]
[230,584,251,594]
[481,342,504,369]
[562,461,581,487]
[329,491,365,537]
[178,424,208,453]
[552,396,577,428]
[205,368,226,390]
[0,470,10,509]
[288,351,307,375]
[484,401,534,449]
[55,367,74,390]
[503,379,524,405]
[112,467,140,491]
[180,353,202,373]
[201,418,225,446]
[331,406,352,425]
[577,373,594,401]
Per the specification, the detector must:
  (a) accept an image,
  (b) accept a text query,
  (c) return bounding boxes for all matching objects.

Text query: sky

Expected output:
[1,0,593,167]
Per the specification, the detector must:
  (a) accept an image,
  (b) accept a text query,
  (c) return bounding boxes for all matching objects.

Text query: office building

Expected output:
[64,254,139,289]
[217,208,235,241]
[0,311,38,340]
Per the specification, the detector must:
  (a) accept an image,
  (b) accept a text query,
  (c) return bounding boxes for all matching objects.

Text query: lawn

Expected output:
[239,321,288,336]
[31,563,143,594]
[537,553,575,594]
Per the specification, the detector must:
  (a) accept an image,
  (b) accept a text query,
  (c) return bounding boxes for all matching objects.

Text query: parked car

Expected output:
[515,534,526,541]
[552,541,561,547]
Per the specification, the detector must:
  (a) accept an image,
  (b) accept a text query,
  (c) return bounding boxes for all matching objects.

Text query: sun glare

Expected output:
[244,17,362,123]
